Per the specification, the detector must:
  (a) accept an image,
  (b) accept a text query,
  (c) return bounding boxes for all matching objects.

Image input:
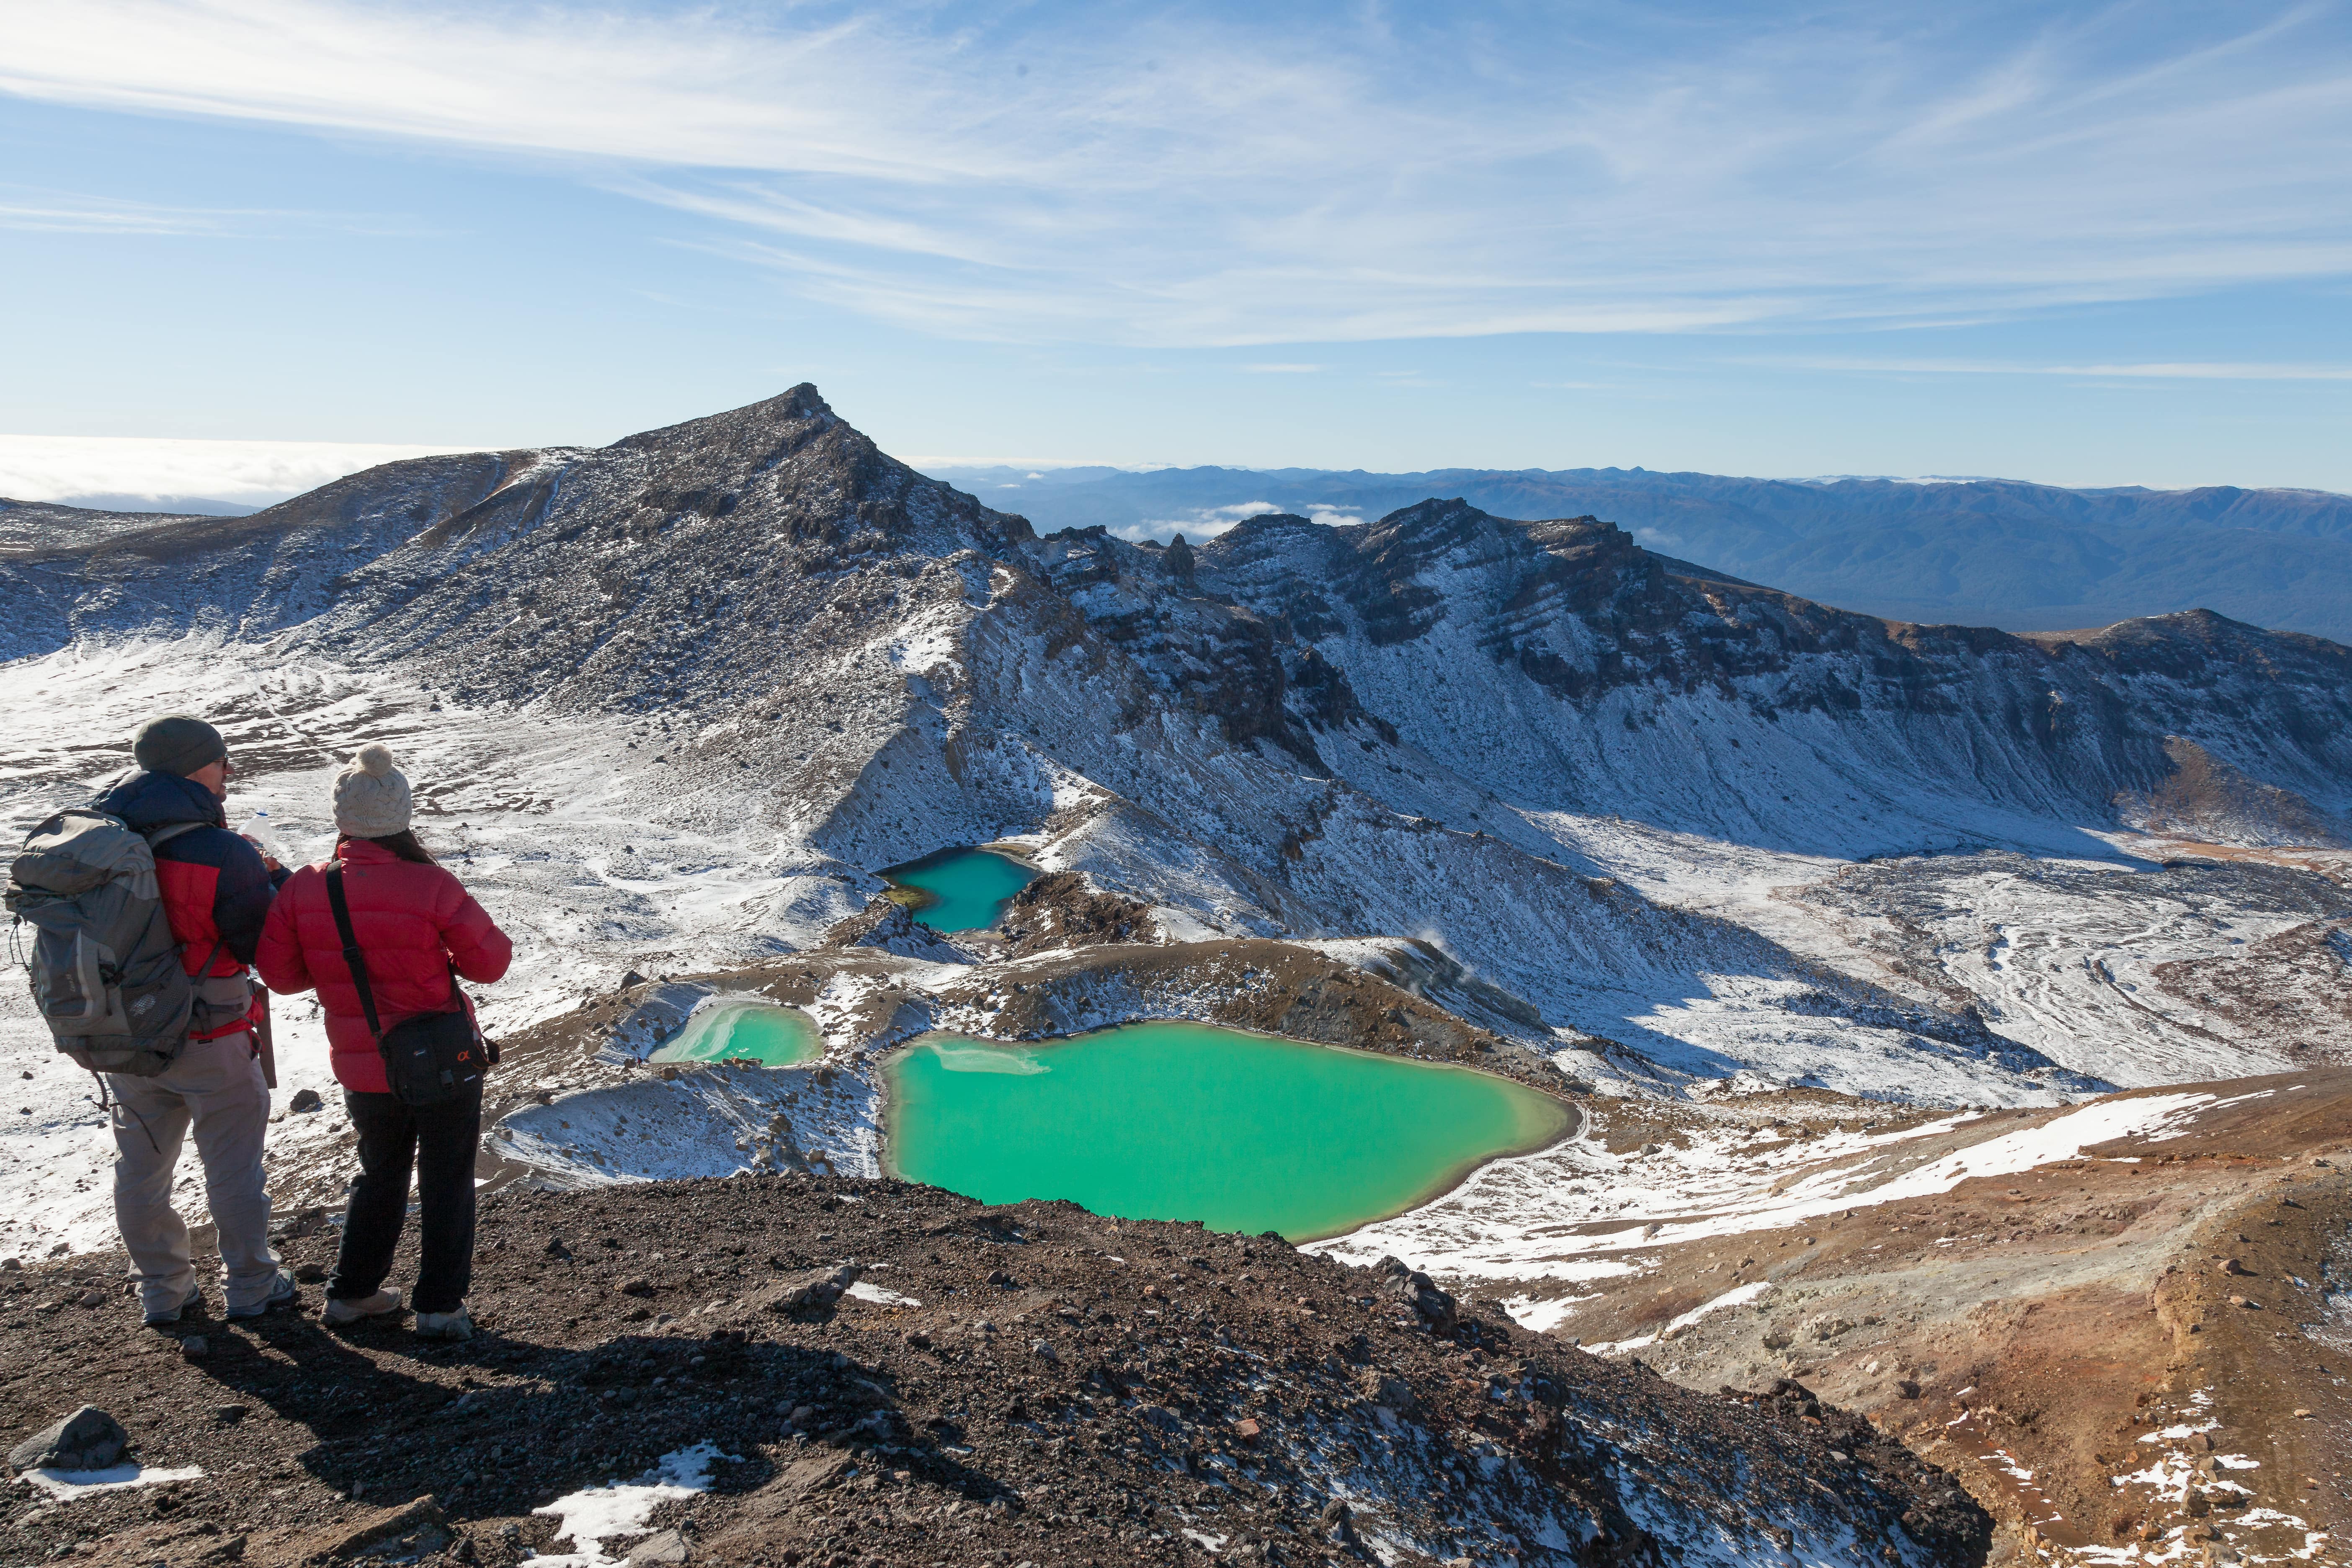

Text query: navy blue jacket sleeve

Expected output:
[211,833,281,966]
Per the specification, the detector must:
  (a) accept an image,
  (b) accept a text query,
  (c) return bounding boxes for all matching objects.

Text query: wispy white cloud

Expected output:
[1117,500,1279,542]
[1749,356,2352,381]
[0,183,430,238]
[5,3,2351,346]
[0,433,488,506]
[1115,500,1366,543]
[0,187,351,236]
[1243,363,1326,374]
[0,193,249,235]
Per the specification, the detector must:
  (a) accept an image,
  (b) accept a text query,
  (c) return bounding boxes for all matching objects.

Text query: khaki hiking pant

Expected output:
[107,1032,279,1317]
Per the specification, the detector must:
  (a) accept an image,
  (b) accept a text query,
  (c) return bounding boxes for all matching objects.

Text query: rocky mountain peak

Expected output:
[1358,494,1498,551]
[580,384,1030,558]
[609,383,837,455]
[2046,605,2352,667]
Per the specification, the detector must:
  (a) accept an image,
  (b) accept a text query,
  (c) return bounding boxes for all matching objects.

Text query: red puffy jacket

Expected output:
[255,838,513,1094]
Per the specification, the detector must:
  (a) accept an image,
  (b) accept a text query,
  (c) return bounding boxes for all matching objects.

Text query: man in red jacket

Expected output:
[258,743,511,1340]
[96,715,298,1326]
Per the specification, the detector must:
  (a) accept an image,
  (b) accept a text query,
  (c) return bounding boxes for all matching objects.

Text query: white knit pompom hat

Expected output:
[333,742,414,838]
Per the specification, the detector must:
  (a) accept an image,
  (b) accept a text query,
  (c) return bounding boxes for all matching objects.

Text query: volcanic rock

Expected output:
[10,1404,127,1473]
[0,1178,1991,1568]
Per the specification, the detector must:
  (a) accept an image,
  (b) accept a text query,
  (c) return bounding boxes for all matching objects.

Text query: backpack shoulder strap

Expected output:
[324,863,385,1042]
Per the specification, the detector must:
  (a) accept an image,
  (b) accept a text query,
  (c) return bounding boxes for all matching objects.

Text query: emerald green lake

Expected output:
[649,1003,820,1067]
[879,848,1036,931]
[883,1021,1571,1241]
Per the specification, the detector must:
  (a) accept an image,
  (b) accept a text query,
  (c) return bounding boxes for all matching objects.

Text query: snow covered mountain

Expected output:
[928,460,2352,643]
[5,386,2348,1119]
[8,391,2346,1564]
[12,387,2346,831]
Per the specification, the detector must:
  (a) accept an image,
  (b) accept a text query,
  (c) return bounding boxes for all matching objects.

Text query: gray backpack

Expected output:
[5,809,216,1077]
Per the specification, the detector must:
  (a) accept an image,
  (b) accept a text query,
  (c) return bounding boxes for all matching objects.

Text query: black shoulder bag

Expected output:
[323,862,490,1106]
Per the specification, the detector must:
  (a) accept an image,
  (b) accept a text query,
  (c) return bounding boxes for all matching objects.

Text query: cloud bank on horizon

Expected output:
[7,0,2351,349]
[0,433,488,510]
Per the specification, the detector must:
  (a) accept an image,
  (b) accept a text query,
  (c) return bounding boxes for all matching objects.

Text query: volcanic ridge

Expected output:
[5,386,2351,1568]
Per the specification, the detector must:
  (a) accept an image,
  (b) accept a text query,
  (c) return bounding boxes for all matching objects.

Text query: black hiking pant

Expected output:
[331,1083,481,1314]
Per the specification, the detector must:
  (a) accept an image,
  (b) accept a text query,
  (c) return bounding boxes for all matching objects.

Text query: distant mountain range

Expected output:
[923,463,2352,644]
[32,493,261,517]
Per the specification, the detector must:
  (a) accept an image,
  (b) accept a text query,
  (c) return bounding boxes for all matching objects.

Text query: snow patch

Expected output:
[15,1463,206,1499]
[846,1280,921,1307]
[529,1442,734,1568]
[1316,1093,2211,1300]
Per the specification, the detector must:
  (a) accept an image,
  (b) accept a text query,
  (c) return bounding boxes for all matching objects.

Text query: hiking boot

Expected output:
[414,1305,473,1342]
[225,1268,299,1320]
[322,1288,404,1327]
[143,1284,202,1328]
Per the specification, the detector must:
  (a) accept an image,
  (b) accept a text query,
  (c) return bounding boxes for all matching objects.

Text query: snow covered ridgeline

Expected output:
[5,384,2349,1253]
[10,385,2345,874]
[929,461,2352,647]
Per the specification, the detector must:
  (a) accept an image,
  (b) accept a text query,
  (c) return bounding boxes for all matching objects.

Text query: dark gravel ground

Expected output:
[2,1177,1990,1567]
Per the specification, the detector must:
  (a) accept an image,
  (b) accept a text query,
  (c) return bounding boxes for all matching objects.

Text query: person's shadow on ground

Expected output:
[170,1308,1010,1531]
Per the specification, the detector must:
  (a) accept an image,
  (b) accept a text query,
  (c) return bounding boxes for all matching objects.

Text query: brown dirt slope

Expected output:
[2,1180,1991,1568]
[1550,1073,2352,1565]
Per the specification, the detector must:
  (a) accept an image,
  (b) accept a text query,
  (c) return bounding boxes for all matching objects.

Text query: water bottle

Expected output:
[242,809,286,869]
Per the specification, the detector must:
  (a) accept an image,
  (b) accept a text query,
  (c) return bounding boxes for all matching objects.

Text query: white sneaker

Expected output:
[143,1284,202,1328]
[414,1304,473,1342]
[225,1268,300,1320]
[322,1288,404,1326]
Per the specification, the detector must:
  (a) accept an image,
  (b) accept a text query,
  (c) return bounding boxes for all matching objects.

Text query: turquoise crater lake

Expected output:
[878,848,1036,931]
[648,1002,820,1067]
[882,1020,1571,1241]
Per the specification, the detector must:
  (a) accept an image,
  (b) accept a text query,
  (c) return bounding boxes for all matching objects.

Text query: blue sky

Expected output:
[4,1,2351,498]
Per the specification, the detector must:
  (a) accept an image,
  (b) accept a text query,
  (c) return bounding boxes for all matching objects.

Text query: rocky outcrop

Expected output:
[1375,1254,1460,1332]
[997,870,1157,956]
[820,897,967,961]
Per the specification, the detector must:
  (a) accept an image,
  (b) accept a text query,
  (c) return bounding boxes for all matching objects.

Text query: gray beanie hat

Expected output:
[134,714,227,777]
[333,743,414,838]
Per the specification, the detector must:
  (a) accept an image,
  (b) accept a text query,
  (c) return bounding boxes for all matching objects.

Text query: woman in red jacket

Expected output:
[257,743,511,1341]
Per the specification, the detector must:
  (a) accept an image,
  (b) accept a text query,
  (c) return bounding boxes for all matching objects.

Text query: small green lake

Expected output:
[648,1003,820,1067]
[879,847,1036,931]
[882,1020,1571,1241]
